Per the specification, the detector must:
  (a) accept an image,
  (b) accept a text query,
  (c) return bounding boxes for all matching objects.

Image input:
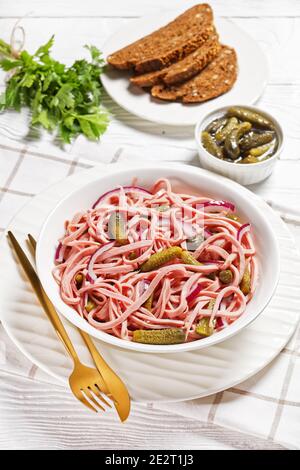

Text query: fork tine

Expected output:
[84,388,106,412]
[91,384,112,408]
[75,390,98,413]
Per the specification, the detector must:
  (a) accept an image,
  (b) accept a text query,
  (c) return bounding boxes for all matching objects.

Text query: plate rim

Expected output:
[1,311,296,403]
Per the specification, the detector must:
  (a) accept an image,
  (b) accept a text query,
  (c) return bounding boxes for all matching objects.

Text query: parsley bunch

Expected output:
[0,36,109,143]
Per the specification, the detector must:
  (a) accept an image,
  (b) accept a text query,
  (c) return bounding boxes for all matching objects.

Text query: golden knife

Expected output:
[27,233,130,422]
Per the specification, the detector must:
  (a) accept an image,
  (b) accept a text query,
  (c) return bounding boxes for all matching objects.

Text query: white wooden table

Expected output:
[0,0,299,450]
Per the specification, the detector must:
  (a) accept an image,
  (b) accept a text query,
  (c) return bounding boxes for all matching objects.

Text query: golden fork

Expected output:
[7,231,130,420]
[27,233,131,423]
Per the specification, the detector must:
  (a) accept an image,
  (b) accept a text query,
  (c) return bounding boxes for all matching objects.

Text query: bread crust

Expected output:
[130,33,221,88]
[151,46,238,103]
[107,4,214,72]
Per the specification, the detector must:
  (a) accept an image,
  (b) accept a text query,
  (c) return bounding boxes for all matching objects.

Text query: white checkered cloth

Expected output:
[0,138,300,450]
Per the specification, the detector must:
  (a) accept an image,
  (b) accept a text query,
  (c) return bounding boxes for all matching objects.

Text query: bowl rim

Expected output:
[194,104,284,168]
[36,163,280,354]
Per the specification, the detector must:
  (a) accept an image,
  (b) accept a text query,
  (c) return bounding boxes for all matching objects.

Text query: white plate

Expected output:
[0,163,299,403]
[101,13,268,126]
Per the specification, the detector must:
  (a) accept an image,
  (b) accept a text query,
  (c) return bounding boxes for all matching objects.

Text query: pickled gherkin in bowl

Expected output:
[201,107,279,164]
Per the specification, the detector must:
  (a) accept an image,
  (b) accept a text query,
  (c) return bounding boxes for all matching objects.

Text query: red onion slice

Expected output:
[203,200,235,212]
[237,223,251,242]
[186,282,207,304]
[92,186,152,209]
[215,316,228,330]
[204,228,213,239]
[55,242,63,263]
[87,241,115,283]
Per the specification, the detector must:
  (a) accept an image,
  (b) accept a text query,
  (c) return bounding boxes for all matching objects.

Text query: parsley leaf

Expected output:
[0,36,109,143]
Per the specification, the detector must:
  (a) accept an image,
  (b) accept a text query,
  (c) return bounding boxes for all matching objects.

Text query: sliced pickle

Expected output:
[219,269,233,284]
[75,273,83,287]
[240,267,251,295]
[140,246,183,272]
[181,250,202,266]
[226,213,240,222]
[143,293,154,312]
[195,317,214,337]
[85,300,95,312]
[133,328,185,345]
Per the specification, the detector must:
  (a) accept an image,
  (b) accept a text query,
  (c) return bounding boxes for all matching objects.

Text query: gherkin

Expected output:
[75,273,83,286]
[204,117,227,134]
[140,247,204,272]
[240,267,251,295]
[249,143,271,157]
[227,107,275,130]
[85,300,95,312]
[240,155,259,164]
[201,131,223,159]
[181,250,202,266]
[195,317,214,337]
[224,121,252,160]
[143,293,154,312]
[219,269,233,284]
[215,117,238,143]
[226,213,240,222]
[140,246,183,272]
[239,131,274,151]
[133,328,185,345]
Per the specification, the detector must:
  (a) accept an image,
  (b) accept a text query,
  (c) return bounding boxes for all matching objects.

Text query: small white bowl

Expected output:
[195,105,284,186]
[36,164,280,354]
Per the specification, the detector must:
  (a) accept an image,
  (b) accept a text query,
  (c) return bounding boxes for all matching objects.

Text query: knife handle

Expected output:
[8,231,80,365]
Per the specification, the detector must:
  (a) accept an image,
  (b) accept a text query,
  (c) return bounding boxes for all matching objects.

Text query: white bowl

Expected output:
[36,164,280,353]
[195,105,284,186]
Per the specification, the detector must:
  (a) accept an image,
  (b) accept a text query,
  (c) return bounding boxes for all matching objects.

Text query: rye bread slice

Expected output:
[130,69,166,88]
[130,33,221,88]
[107,4,214,72]
[151,45,238,103]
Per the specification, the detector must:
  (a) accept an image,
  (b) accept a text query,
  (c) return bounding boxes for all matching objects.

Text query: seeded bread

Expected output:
[107,4,214,73]
[151,45,238,103]
[130,33,221,88]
